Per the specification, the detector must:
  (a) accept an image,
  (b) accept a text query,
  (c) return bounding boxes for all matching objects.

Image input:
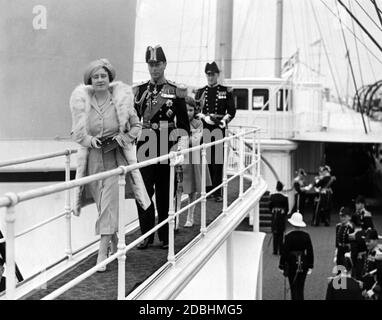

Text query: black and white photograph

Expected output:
[0,0,382,305]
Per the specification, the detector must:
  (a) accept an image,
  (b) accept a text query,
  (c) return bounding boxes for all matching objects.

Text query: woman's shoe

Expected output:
[96,254,107,273]
[184,220,193,228]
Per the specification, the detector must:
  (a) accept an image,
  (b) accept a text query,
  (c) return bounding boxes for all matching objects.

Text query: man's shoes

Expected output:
[160,242,169,249]
[137,238,152,250]
[207,194,215,200]
[215,196,223,203]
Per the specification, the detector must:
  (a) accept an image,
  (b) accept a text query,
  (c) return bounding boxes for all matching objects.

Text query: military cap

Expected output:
[323,165,331,173]
[339,206,352,217]
[146,45,166,63]
[205,61,220,74]
[355,195,366,204]
[364,228,379,241]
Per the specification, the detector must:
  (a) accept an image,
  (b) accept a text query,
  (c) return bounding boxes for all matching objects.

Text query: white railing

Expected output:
[0,149,78,291]
[0,128,261,300]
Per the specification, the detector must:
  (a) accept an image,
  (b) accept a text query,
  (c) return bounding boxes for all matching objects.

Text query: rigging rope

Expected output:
[319,0,382,65]
[175,0,186,80]
[335,0,368,134]
[359,25,378,82]
[349,0,365,88]
[336,0,382,53]
[197,0,206,79]
[309,0,344,110]
[354,0,382,33]
[370,0,382,28]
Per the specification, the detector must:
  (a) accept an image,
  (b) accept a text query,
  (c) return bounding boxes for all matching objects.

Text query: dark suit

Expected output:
[134,80,190,244]
[361,247,382,299]
[349,228,367,280]
[195,84,235,197]
[269,192,289,255]
[279,230,314,300]
[313,175,334,226]
[325,276,363,300]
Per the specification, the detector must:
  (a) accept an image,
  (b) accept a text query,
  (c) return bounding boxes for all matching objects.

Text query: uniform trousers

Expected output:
[288,271,307,300]
[273,232,284,255]
[136,163,170,244]
[203,123,225,197]
[336,246,350,268]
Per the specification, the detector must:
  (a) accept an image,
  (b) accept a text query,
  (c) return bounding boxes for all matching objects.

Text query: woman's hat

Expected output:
[288,212,306,227]
[83,58,116,85]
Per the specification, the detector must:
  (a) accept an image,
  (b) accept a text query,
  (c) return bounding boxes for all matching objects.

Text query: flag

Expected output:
[282,50,299,75]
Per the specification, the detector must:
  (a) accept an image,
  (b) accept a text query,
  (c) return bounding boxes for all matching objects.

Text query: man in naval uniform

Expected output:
[133,45,190,249]
[360,229,382,300]
[334,207,353,268]
[195,62,236,202]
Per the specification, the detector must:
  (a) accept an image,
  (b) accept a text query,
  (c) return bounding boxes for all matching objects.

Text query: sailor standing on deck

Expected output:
[195,62,236,202]
[279,212,314,300]
[360,229,382,300]
[133,45,190,250]
[334,207,353,268]
[269,181,289,255]
[312,165,335,226]
[353,195,375,232]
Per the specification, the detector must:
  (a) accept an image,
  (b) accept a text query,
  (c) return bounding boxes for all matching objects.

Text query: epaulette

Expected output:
[133,80,149,95]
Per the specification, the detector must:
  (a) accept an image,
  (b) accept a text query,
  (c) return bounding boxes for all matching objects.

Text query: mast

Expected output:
[274,0,284,77]
[215,0,234,79]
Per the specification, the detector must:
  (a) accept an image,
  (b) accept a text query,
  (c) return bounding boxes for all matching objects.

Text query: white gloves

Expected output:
[196,113,205,120]
[204,116,215,125]
[307,268,312,275]
[366,289,374,298]
[219,120,226,129]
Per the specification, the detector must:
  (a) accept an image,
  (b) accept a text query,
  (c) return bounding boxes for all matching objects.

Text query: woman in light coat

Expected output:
[70,59,150,271]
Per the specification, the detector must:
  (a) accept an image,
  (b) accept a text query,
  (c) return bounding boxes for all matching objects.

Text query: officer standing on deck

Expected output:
[195,62,236,202]
[360,229,382,299]
[334,207,353,268]
[133,45,190,250]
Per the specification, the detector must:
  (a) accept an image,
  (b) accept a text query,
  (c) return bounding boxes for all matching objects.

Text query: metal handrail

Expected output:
[0,129,258,208]
[2,127,261,300]
[15,211,68,239]
[0,149,78,168]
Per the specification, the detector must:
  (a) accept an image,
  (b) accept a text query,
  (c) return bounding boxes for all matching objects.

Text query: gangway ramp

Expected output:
[16,177,266,300]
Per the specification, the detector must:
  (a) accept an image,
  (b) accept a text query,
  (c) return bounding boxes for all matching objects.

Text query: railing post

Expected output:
[239,129,244,199]
[257,136,261,179]
[117,170,127,300]
[252,131,257,188]
[253,202,260,232]
[200,145,207,235]
[222,139,229,216]
[4,192,18,300]
[226,234,234,299]
[168,153,176,265]
[64,152,72,259]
